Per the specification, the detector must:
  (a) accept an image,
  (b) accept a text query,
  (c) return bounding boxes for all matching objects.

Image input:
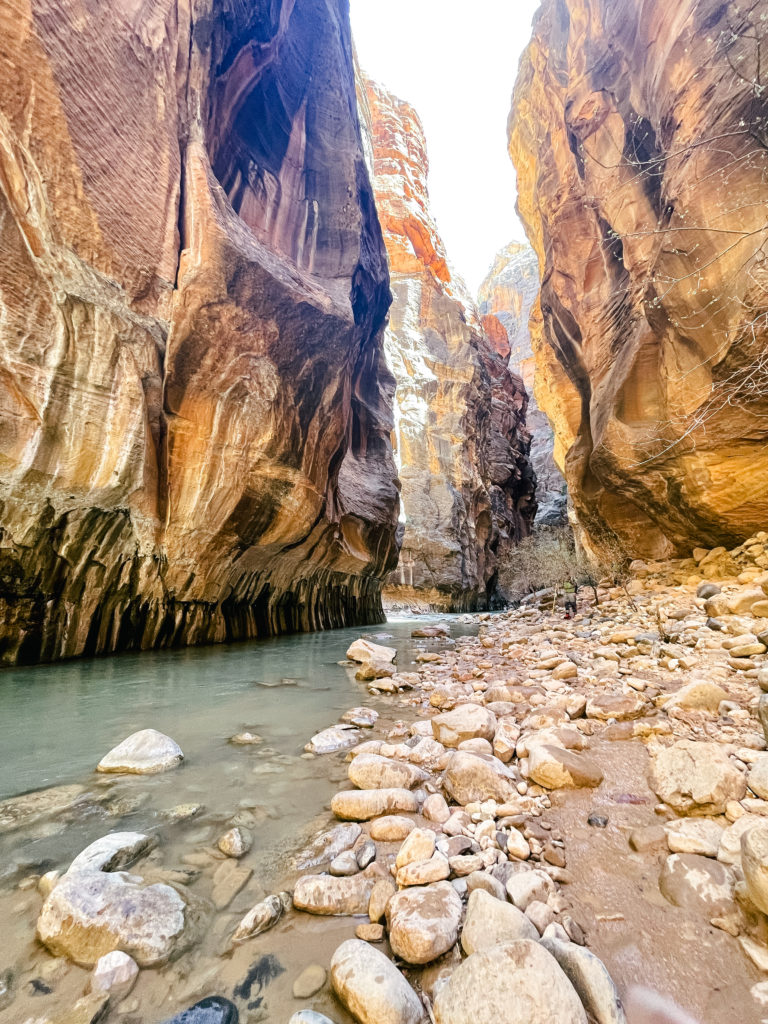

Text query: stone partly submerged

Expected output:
[0,0,399,666]
[96,729,183,774]
[509,0,768,558]
[37,832,207,967]
[478,241,566,528]
[364,78,535,612]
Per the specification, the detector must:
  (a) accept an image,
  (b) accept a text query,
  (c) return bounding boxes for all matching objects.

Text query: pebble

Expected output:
[217,827,252,858]
[292,964,327,998]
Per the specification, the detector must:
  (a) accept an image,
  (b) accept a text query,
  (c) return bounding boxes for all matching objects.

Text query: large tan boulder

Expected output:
[348,754,428,791]
[442,750,518,805]
[331,938,426,1024]
[741,824,768,915]
[431,704,497,747]
[541,936,627,1024]
[648,741,746,814]
[292,872,376,916]
[37,833,205,967]
[460,888,538,954]
[432,939,587,1024]
[386,881,462,964]
[527,745,603,790]
[663,682,730,713]
[331,788,419,821]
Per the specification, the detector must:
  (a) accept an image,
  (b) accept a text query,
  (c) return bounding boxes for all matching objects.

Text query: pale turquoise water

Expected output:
[0,615,473,885]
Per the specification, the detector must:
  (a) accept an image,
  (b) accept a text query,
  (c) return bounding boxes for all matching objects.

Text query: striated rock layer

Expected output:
[478,243,566,528]
[365,80,535,611]
[0,0,400,665]
[510,0,768,559]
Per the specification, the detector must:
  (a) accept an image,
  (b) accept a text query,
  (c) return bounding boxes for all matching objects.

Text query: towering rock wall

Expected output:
[479,242,567,527]
[509,0,768,559]
[0,0,400,665]
[365,80,535,611]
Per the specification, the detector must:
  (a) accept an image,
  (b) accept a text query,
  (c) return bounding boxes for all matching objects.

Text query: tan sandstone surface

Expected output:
[509,0,768,560]
[0,0,400,665]
[365,79,536,611]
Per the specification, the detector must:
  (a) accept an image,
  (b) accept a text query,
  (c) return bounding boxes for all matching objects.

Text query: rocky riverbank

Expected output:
[5,538,768,1021]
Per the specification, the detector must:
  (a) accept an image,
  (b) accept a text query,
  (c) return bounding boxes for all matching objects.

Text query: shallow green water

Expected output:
[0,615,474,886]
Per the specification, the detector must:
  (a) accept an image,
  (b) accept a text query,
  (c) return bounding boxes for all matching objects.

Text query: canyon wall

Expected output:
[510,0,768,559]
[478,242,567,528]
[366,80,535,611]
[0,0,400,665]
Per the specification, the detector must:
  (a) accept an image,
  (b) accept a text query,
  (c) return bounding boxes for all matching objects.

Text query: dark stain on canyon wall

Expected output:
[510,0,768,559]
[0,0,399,665]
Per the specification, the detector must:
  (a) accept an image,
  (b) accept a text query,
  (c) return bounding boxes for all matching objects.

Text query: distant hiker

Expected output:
[563,579,577,618]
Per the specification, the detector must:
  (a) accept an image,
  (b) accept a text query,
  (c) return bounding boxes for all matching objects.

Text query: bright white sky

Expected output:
[350,0,541,295]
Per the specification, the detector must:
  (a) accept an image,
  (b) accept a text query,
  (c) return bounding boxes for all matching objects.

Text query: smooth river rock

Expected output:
[541,936,627,1024]
[96,730,183,774]
[433,939,587,1024]
[292,872,376,916]
[294,824,362,870]
[330,938,425,1024]
[741,824,768,915]
[664,819,723,858]
[305,727,361,755]
[527,744,603,790]
[386,881,462,964]
[346,639,397,665]
[442,750,518,805]
[649,741,746,815]
[37,833,204,967]
[348,754,429,791]
[230,893,291,945]
[370,816,416,842]
[461,888,538,954]
[89,950,139,1000]
[331,788,419,821]
[431,704,497,748]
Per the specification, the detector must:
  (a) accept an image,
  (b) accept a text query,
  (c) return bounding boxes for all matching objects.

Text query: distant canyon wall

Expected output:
[510,0,768,559]
[478,242,567,528]
[365,80,536,611]
[0,0,400,665]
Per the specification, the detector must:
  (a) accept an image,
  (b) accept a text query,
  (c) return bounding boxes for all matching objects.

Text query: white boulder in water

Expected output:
[37,832,205,967]
[97,729,183,774]
[346,638,397,664]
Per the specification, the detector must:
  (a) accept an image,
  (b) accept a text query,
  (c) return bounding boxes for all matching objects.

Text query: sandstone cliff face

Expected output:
[0,0,399,665]
[366,80,535,610]
[478,242,567,528]
[510,0,768,559]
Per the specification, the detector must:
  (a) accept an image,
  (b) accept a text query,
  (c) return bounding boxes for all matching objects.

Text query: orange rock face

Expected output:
[0,0,399,664]
[510,0,768,558]
[366,80,535,610]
